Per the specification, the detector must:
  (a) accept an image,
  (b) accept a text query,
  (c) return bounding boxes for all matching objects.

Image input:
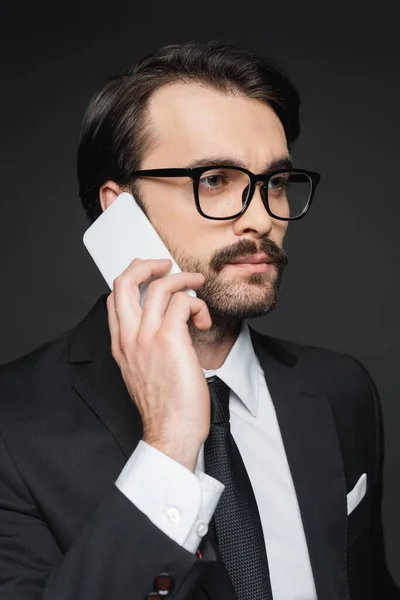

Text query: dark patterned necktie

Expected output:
[204,376,273,600]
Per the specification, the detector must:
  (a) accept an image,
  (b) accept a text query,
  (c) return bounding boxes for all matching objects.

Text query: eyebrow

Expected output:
[184,154,293,174]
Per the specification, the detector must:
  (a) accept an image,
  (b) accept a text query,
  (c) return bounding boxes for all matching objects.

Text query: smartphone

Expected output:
[83,192,197,307]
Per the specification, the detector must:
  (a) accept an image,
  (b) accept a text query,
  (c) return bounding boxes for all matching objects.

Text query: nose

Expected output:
[232,183,273,239]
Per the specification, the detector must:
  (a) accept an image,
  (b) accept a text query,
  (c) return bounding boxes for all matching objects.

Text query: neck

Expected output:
[189,316,241,371]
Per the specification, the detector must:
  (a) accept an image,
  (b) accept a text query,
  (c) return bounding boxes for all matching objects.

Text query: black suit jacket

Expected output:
[0,295,398,600]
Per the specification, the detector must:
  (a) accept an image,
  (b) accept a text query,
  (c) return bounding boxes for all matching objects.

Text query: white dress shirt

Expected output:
[116,321,317,600]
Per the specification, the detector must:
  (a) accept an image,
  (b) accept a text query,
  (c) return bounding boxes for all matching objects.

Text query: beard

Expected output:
[163,235,288,327]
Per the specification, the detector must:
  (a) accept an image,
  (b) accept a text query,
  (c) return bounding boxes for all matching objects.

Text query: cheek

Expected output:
[273,220,288,244]
[149,181,196,220]
[145,183,218,253]
[159,199,204,246]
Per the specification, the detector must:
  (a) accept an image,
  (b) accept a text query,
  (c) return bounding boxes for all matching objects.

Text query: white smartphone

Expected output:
[83,192,196,307]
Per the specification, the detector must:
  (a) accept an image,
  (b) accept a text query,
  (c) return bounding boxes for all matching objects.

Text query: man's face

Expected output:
[133,82,290,322]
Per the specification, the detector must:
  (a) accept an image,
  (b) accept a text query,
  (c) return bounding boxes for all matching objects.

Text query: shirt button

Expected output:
[165,506,180,524]
[197,522,208,537]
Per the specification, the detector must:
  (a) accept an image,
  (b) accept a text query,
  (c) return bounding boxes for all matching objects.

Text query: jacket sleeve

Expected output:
[356,361,400,599]
[0,434,204,600]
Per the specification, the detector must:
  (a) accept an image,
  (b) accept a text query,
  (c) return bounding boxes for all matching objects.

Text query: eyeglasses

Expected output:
[130,165,321,221]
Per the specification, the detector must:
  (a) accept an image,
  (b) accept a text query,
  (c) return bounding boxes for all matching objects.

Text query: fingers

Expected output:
[162,292,212,335]
[112,258,171,343]
[115,258,173,292]
[139,272,205,337]
[107,257,212,360]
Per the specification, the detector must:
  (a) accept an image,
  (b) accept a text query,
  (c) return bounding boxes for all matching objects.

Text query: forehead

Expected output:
[143,82,288,169]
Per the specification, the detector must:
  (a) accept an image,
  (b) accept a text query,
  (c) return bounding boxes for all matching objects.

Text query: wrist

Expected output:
[142,436,202,473]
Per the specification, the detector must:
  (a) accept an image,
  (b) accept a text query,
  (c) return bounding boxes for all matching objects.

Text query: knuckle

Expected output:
[117,269,136,286]
[113,274,125,290]
[119,330,134,352]
[172,290,188,303]
[136,329,151,349]
[110,339,120,360]
[193,297,209,317]
[156,328,174,347]
[147,279,162,296]
[198,298,209,310]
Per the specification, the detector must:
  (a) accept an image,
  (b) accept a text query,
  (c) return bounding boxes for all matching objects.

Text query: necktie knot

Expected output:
[207,376,230,424]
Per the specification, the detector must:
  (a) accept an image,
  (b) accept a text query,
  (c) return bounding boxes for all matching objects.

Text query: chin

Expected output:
[196,267,284,322]
[206,289,279,321]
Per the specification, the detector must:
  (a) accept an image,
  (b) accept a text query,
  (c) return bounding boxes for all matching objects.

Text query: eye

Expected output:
[199,173,227,190]
[269,175,288,191]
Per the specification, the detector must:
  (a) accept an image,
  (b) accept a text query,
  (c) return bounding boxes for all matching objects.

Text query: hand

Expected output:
[106,258,212,472]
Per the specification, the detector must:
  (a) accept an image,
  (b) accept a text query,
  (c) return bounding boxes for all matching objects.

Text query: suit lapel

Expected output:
[250,328,350,600]
[70,296,142,459]
[73,351,143,459]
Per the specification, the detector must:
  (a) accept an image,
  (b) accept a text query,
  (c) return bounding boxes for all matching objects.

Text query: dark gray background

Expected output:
[1,0,399,584]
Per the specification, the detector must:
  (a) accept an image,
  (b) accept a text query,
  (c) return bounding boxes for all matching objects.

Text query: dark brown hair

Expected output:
[77,40,301,222]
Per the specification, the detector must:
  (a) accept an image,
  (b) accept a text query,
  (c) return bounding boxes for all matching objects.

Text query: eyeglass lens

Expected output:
[197,168,312,219]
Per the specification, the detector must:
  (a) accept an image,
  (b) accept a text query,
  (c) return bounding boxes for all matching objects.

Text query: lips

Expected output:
[228,253,273,265]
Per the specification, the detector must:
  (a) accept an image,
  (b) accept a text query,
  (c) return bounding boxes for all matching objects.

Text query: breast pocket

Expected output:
[347,474,369,546]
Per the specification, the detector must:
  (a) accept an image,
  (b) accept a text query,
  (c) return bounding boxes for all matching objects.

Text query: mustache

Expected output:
[210,238,288,273]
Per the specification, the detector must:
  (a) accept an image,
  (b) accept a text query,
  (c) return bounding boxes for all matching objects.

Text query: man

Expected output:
[0,40,398,600]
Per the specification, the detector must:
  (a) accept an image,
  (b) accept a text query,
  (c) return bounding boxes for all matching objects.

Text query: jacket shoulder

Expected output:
[252,327,366,375]
[251,327,377,417]
[0,327,75,421]
[275,335,375,394]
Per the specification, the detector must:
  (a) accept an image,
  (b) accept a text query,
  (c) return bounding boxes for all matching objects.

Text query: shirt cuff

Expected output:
[115,440,224,553]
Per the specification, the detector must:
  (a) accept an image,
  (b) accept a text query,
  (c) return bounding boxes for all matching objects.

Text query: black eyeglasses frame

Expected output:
[129,165,321,221]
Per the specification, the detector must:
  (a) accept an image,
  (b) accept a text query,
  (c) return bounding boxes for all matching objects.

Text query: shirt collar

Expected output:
[202,321,259,417]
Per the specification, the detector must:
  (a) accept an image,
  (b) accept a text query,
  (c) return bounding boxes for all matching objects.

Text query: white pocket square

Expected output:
[347,473,367,515]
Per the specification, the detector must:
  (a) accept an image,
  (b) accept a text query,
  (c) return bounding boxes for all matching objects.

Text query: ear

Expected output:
[99,180,126,212]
